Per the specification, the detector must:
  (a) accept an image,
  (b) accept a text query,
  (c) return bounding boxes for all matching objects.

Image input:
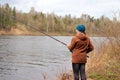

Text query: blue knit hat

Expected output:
[76,24,85,32]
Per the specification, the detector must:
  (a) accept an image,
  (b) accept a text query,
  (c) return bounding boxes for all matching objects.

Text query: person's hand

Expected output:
[67,44,70,49]
[67,44,73,52]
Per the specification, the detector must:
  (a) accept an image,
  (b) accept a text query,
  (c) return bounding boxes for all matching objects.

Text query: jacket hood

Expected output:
[76,33,87,41]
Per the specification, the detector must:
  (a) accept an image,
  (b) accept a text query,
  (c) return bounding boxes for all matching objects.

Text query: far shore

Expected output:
[0,28,74,36]
[0,29,102,37]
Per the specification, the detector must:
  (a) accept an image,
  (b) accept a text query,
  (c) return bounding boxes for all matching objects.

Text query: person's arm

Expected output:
[87,39,94,53]
[67,37,76,52]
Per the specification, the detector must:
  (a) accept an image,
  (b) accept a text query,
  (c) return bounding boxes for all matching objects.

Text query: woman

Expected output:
[67,24,94,80]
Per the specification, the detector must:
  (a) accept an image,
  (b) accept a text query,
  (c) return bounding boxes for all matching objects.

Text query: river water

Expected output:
[0,36,107,80]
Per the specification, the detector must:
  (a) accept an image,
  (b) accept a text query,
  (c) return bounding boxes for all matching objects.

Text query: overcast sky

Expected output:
[1,0,120,19]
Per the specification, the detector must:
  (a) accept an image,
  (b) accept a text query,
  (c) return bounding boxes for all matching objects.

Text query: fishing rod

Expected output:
[14,17,67,46]
[26,24,67,46]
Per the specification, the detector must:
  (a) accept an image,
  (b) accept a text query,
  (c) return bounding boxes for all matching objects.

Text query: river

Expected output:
[0,36,107,80]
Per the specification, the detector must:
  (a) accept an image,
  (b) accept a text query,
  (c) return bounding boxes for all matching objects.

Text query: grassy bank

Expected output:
[87,39,120,80]
[87,25,120,80]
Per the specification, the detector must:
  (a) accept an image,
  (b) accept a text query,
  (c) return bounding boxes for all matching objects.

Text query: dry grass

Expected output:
[56,68,73,80]
[86,26,120,80]
[57,72,73,80]
[87,43,120,80]
[42,72,47,80]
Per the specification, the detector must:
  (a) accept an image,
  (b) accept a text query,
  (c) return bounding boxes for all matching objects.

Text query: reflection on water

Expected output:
[0,36,107,80]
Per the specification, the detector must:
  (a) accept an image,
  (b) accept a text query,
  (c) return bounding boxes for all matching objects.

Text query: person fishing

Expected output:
[18,19,93,80]
[67,24,94,80]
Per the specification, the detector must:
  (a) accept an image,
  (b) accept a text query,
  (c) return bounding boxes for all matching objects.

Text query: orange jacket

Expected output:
[68,33,94,63]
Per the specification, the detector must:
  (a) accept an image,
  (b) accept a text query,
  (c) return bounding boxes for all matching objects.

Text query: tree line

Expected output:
[0,3,120,36]
[0,3,16,30]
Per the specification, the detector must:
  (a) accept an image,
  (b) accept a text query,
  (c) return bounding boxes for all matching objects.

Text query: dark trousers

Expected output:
[72,63,86,80]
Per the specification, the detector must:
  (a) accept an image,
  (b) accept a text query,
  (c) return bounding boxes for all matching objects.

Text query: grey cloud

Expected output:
[0,0,120,18]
